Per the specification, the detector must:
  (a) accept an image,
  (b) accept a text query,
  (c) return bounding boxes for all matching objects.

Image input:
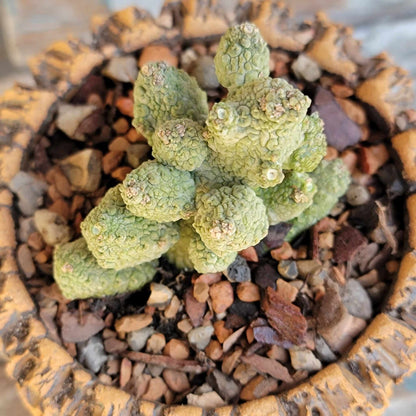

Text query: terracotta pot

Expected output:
[1,1,416,415]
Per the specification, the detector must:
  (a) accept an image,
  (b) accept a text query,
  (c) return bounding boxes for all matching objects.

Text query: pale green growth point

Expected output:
[284,112,327,172]
[214,22,270,89]
[152,118,209,171]
[205,77,311,188]
[286,159,351,241]
[120,160,196,222]
[188,231,237,273]
[133,62,208,141]
[54,238,157,299]
[193,184,268,255]
[256,172,317,225]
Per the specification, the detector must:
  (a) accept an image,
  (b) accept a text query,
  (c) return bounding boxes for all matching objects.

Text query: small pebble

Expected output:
[278,260,298,280]
[139,45,178,68]
[239,375,278,401]
[236,282,260,302]
[77,336,108,373]
[146,333,166,354]
[187,390,226,409]
[314,334,337,363]
[205,340,223,360]
[17,243,36,278]
[147,283,174,307]
[119,358,132,388]
[103,337,128,354]
[127,326,155,351]
[270,241,293,261]
[56,104,97,141]
[163,339,190,360]
[367,281,387,303]
[116,97,134,117]
[112,119,130,135]
[187,325,214,350]
[115,313,153,333]
[164,295,181,318]
[289,347,322,372]
[276,279,298,302]
[209,281,234,313]
[221,347,243,375]
[148,364,164,377]
[102,151,124,174]
[296,260,322,278]
[190,55,219,89]
[177,318,193,334]
[18,217,36,242]
[341,279,372,320]
[180,48,198,71]
[10,171,48,216]
[224,255,251,283]
[163,369,190,393]
[208,369,240,402]
[27,231,44,250]
[60,149,102,193]
[292,54,322,82]
[34,209,72,246]
[193,281,210,303]
[127,143,151,168]
[142,377,168,402]
[233,363,257,385]
[346,183,371,206]
[102,56,138,83]
[330,201,345,216]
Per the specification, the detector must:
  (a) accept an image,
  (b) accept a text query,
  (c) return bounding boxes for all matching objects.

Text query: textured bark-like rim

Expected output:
[1,1,416,415]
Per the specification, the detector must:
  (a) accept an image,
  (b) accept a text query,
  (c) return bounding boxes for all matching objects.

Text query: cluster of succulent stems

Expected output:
[53,23,350,300]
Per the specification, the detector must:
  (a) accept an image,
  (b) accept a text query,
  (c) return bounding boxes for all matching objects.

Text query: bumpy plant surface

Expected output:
[54,23,350,299]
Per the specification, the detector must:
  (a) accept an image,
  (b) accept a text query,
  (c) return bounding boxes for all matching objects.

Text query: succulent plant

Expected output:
[53,22,350,299]
[81,185,180,270]
[53,238,157,299]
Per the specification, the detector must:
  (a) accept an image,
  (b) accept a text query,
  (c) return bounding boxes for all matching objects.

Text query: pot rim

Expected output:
[1,1,416,415]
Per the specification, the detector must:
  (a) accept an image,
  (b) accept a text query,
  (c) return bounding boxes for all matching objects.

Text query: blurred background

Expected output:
[0,0,416,414]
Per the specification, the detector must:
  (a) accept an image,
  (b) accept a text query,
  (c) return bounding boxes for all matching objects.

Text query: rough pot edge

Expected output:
[1,1,416,415]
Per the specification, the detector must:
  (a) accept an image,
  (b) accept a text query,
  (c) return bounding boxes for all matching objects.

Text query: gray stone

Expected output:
[127,326,155,351]
[341,279,373,320]
[289,347,322,372]
[17,244,36,278]
[207,369,240,402]
[346,183,371,206]
[9,171,48,216]
[18,217,36,243]
[78,336,108,373]
[147,364,164,377]
[190,56,219,90]
[34,209,72,246]
[314,334,337,363]
[187,325,214,350]
[60,149,102,193]
[224,255,251,283]
[292,54,322,82]
[102,56,138,83]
